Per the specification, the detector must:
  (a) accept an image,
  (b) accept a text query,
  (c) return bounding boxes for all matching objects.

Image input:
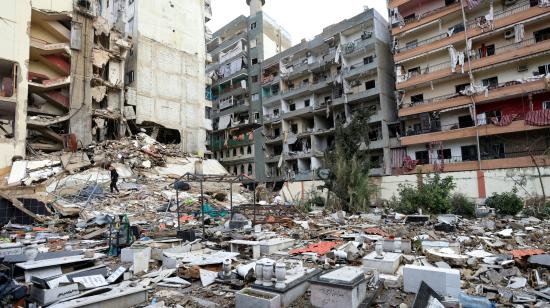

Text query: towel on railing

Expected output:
[403,155,418,171]
[526,109,550,126]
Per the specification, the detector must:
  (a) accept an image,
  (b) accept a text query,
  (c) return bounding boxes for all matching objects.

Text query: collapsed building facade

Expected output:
[205,0,292,178]
[0,0,209,170]
[260,9,397,182]
[389,0,550,184]
[0,0,130,169]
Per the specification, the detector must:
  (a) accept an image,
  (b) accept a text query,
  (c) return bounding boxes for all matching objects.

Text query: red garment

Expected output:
[403,155,418,170]
[491,114,518,126]
[526,109,550,126]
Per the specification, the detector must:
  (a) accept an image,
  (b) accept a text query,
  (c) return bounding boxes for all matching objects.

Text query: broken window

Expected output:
[250,22,257,30]
[0,60,16,98]
[289,103,296,111]
[304,99,310,107]
[252,58,258,65]
[455,83,470,93]
[408,67,421,77]
[458,115,474,128]
[291,124,298,134]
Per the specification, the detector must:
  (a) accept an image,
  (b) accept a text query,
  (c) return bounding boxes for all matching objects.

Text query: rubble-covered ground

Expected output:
[1,135,550,307]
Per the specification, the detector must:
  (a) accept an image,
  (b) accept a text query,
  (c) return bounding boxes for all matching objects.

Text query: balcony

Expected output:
[262,91,281,105]
[285,58,311,78]
[396,61,458,90]
[282,106,314,119]
[347,87,379,103]
[343,60,377,79]
[209,133,253,151]
[395,0,550,62]
[281,83,312,100]
[265,154,282,163]
[263,113,281,124]
[405,154,550,174]
[469,37,550,71]
[212,68,248,86]
[310,76,333,92]
[400,116,548,146]
[388,0,412,10]
[343,36,375,57]
[391,2,462,35]
[399,78,549,117]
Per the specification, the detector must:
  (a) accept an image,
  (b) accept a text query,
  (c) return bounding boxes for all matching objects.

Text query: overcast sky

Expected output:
[209,0,389,45]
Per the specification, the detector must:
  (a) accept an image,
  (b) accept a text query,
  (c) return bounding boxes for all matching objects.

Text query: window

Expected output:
[543,101,550,110]
[251,75,258,83]
[291,124,298,134]
[252,58,258,65]
[363,56,374,65]
[289,103,296,111]
[538,64,550,75]
[455,83,470,93]
[448,23,465,34]
[302,78,309,84]
[248,164,253,175]
[411,94,424,104]
[403,13,415,23]
[365,80,376,90]
[247,146,252,154]
[534,27,550,43]
[304,99,310,107]
[324,96,331,103]
[458,115,474,128]
[415,151,429,165]
[250,39,257,48]
[436,149,452,160]
[251,93,259,101]
[481,76,498,89]
[273,108,279,116]
[250,22,257,30]
[240,147,244,155]
[478,44,495,58]
[233,149,237,156]
[406,40,418,49]
[445,0,456,5]
[254,112,260,120]
[461,145,477,161]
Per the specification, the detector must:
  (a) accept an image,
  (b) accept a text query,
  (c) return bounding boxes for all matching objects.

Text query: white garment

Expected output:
[458,52,465,73]
[335,44,342,64]
[477,113,487,125]
[514,24,525,43]
[448,46,458,73]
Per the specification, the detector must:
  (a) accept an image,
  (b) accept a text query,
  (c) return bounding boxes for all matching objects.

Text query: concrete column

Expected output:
[247,0,264,16]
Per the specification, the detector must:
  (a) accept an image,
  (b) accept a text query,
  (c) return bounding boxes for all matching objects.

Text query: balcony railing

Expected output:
[263,114,281,122]
[405,119,475,136]
[471,37,539,60]
[403,1,459,26]
[343,35,373,55]
[398,61,452,83]
[396,33,449,53]
[466,0,533,29]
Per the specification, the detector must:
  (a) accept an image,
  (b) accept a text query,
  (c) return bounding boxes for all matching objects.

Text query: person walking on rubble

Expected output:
[109,165,120,193]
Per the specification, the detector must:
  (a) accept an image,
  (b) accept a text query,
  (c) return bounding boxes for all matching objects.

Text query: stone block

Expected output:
[309,266,367,308]
[403,265,460,297]
[235,287,281,308]
[362,252,402,274]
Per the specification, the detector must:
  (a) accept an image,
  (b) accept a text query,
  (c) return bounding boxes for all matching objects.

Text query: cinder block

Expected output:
[403,265,460,297]
[309,266,367,308]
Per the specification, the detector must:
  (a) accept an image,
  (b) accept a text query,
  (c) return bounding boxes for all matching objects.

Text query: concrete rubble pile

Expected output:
[1,147,550,307]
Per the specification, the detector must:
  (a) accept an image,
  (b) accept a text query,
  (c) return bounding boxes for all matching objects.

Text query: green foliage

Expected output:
[522,200,550,219]
[323,109,377,213]
[390,174,456,215]
[485,190,523,216]
[450,193,476,218]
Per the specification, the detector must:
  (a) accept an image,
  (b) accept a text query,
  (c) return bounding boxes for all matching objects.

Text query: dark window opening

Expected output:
[455,83,470,93]
[534,27,550,42]
[252,58,258,65]
[403,13,415,23]
[538,64,550,75]
[291,124,298,134]
[251,75,258,82]
[482,76,498,89]
[233,149,237,156]
[365,80,376,90]
[461,145,477,161]
[247,146,252,154]
[408,67,421,77]
[458,115,474,128]
[411,94,424,104]
[415,150,429,165]
[304,99,310,107]
[248,164,253,174]
[289,103,296,111]
[250,22,256,30]
[363,56,374,65]
[437,149,452,160]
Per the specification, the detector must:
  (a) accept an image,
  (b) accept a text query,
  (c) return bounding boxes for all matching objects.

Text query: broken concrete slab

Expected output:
[309,266,368,308]
[362,252,402,274]
[403,265,461,298]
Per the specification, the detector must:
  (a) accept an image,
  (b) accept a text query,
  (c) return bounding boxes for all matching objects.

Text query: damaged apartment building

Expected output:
[205,0,292,178]
[0,0,130,168]
[0,0,209,169]
[260,9,397,183]
[388,0,550,195]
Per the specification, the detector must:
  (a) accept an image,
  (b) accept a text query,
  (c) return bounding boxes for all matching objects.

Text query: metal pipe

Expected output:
[176,189,180,231]
[230,183,233,219]
[201,179,205,237]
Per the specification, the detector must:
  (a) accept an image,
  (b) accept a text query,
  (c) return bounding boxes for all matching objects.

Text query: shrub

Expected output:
[390,174,456,215]
[450,193,476,218]
[521,199,550,219]
[485,190,523,216]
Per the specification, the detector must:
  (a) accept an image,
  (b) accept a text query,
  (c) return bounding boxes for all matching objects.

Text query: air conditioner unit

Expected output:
[503,0,518,6]
[517,65,528,72]
[504,29,515,39]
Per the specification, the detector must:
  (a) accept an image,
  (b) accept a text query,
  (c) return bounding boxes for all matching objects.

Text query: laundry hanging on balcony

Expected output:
[391,148,407,169]
[448,46,464,73]
[514,24,525,43]
[491,114,519,126]
[526,109,550,126]
[334,44,342,64]
[390,8,405,28]
[460,84,488,97]
[539,0,550,7]
[219,114,231,130]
